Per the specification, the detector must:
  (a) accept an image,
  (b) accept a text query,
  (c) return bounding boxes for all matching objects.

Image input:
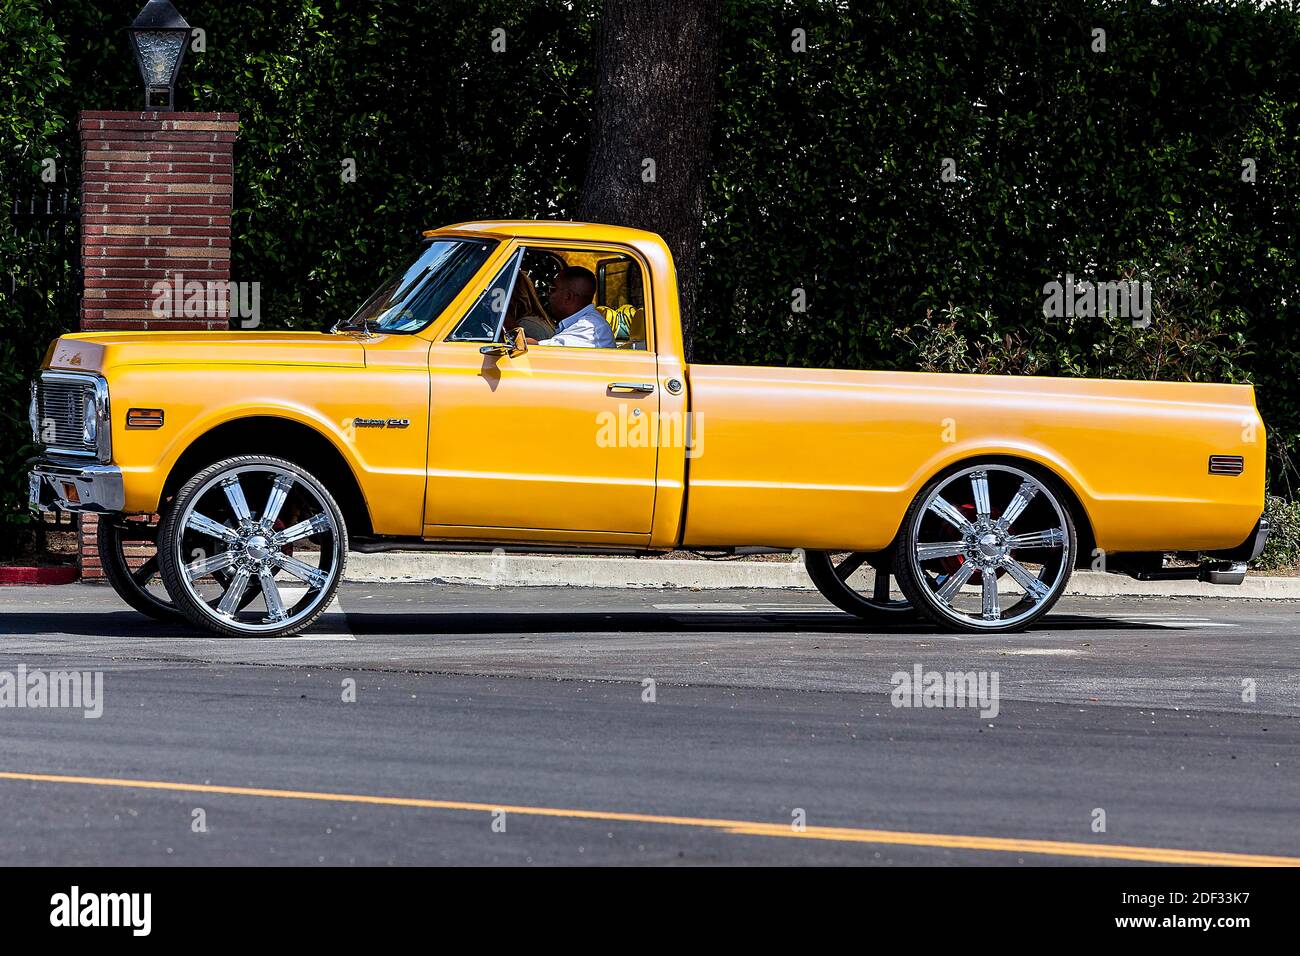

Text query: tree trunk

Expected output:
[576,0,721,360]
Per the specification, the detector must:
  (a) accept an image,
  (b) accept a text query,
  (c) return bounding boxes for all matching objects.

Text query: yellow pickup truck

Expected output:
[28,221,1269,637]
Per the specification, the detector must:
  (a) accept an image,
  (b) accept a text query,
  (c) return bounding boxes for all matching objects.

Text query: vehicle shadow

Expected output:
[0,611,200,639]
[0,608,1155,639]
[338,610,1156,637]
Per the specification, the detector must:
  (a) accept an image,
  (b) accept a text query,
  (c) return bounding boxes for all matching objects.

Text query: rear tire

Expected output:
[803,550,916,621]
[98,516,186,624]
[892,462,1075,633]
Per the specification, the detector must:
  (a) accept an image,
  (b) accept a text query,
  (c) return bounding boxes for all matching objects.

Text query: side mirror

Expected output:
[479,326,529,357]
[509,325,528,354]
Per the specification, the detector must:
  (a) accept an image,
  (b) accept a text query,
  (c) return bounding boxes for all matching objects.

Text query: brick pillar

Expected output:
[77,110,239,578]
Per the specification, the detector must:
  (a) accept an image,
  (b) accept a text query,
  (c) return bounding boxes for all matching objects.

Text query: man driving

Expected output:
[530,266,614,348]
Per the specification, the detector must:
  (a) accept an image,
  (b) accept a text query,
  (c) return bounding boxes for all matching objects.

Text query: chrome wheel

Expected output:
[158,457,347,637]
[894,464,1074,632]
[803,551,915,621]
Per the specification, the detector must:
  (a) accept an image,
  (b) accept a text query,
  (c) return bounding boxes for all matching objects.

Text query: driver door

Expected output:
[422,245,660,544]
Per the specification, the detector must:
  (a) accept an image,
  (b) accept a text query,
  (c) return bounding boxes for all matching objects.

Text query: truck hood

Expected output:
[44,331,366,374]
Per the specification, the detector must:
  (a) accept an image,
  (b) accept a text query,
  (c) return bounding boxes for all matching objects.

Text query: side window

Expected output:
[447,249,523,342]
[508,246,652,351]
[595,256,649,351]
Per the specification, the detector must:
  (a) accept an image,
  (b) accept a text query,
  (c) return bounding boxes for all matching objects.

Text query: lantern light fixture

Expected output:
[127,0,191,111]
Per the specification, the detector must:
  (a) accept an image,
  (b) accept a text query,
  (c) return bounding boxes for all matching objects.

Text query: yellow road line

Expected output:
[2,770,1295,866]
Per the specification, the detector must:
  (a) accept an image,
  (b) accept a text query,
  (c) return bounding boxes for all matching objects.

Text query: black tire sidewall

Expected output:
[803,550,916,620]
[97,518,187,624]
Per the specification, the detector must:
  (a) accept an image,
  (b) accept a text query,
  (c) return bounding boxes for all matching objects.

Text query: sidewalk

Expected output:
[344,552,1300,600]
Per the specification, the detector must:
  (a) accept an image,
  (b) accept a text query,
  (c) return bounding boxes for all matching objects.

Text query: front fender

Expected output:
[108,363,428,536]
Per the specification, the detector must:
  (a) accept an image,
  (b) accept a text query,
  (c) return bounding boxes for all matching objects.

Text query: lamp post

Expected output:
[127,0,191,110]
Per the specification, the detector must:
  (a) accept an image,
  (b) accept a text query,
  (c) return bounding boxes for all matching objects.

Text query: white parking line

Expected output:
[653,603,1240,630]
[282,594,355,641]
[1118,620,1237,629]
[999,648,1083,655]
[1104,615,1238,629]
[653,603,835,613]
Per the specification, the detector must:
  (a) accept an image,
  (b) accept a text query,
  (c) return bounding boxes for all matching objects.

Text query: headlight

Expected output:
[29,382,39,443]
[83,391,98,445]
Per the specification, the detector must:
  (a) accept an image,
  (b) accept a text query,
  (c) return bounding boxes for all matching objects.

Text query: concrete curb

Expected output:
[344,552,1300,600]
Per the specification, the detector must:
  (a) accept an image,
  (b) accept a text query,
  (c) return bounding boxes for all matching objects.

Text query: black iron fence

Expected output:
[3,167,80,302]
[1,165,82,546]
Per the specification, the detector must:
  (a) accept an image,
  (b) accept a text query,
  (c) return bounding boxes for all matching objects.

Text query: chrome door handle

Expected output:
[607,382,655,393]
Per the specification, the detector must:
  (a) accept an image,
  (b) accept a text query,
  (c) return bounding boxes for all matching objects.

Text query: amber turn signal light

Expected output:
[126,408,164,429]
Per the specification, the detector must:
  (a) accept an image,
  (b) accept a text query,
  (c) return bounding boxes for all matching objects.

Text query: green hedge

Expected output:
[50,0,597,337]
[1258,496,1300,572]
[701,0,1299,496]
[0,0,71,552]
[4,0,1299,553]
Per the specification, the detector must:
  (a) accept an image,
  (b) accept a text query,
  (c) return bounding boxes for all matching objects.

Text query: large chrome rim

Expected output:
[908,465,1071,629]
[172,464,342,634]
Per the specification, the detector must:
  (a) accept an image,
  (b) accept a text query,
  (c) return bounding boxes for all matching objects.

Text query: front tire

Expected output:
[892,463,1075,633]
[158,456,348,638]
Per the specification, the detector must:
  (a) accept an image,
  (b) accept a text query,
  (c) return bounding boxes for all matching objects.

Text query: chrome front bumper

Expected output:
[28,460,125,513]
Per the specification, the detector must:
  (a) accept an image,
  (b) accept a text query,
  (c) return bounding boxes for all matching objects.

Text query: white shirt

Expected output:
[538,303,615,348]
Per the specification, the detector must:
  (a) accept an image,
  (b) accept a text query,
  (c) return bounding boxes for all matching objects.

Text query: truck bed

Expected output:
[682,364,1264,555]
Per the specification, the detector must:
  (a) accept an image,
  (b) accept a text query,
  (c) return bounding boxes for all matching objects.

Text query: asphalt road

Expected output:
[0,582,1296,865]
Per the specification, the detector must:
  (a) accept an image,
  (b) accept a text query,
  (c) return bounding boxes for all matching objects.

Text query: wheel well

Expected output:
[161,417,373,536]
[910,454,1098,568]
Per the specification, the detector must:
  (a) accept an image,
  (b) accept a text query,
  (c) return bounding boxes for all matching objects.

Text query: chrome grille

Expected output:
[36,374,94,455]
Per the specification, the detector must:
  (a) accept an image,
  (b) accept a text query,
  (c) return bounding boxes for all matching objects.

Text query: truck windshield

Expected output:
[338,238,497,334]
